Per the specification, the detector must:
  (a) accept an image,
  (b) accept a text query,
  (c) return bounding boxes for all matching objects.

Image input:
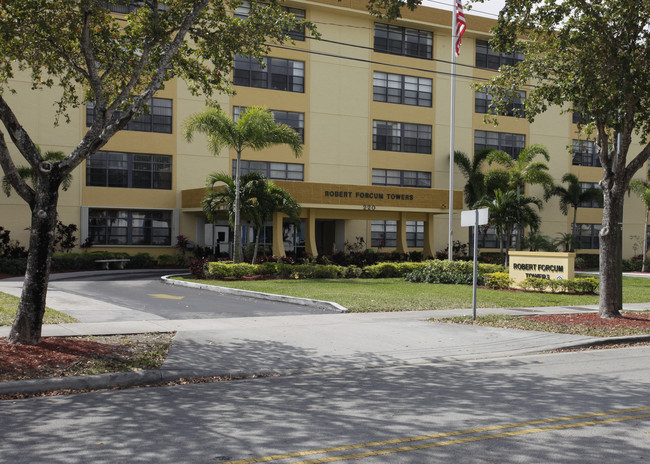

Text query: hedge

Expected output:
[404,260,504,285]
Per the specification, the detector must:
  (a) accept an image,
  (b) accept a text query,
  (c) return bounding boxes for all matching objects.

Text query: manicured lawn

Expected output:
[176,276,650,312]
[0,291,77,326]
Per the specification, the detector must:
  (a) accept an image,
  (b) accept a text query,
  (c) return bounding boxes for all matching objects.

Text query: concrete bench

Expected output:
[95,258,130,270]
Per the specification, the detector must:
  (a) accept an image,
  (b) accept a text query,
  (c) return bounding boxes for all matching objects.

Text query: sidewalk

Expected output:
[2,273,650,395]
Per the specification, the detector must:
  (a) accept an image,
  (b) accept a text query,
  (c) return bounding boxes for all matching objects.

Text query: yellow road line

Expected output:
[219,406,650,464]
[148,293,185,300]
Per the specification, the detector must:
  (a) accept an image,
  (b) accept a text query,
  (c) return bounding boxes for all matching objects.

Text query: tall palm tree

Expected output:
[544,173,603,250]
[2,150,72,197]
[475,189,542,266]
[247,179,301,263]
[184,106,303,263]
[486,144,554,249]
[629,179,650,272]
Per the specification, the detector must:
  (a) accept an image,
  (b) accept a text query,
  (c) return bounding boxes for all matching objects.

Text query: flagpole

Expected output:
[448,1,458,262]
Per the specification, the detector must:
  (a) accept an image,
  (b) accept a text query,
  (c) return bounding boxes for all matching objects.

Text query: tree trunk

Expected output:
[251,227,261,264]
[642,210,648,273]
[233,151,242,264]
[571,207,578,252]
[599,189,624,318]
[9,186,59,344]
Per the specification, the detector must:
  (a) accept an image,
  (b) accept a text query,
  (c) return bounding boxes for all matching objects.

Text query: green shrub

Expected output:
[344,265,363,278]
[205,262,233,279]
[0,258,27,275]
[520,277,552,292]
[126,253,157,269]
[484,272,513,290]
[157,254,177,266]
[404,259,498,285]
[573,277,599,294]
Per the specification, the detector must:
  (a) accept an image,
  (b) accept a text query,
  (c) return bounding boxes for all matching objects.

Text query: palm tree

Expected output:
[453,148,492,254]
[475,189,542,266]
[486,144,554,249]
[2,150,72,197]
[629,179,650,272]
[247,179,301,263]
[544,173,603,250]
[202,171,262,257]
[184,106,303,263]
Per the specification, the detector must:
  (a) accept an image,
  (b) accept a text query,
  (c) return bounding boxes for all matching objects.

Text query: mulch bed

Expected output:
[0,337,128,382]
[525,312,650,329]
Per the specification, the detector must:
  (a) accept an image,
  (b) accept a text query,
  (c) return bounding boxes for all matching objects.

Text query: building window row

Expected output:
[102,1,168,14]
[233,106,304,142]
[234,1,306,41]
[373,120,432,154]
[476,226,517,249]
[234,55,305,93]
[372,168,431,188]
[234,160,304,181]
[475,90,525,118]
[86,151,172,190]
[576,223,601,250]
[373,72,432,107]
[475,39,524,70]
[86,98,173,134]
[474,130,525,159]
[373,23,433,60]
[88,209,172,246]
[371,220,424,248]
[578,182,602,208]
[572,140,601,167]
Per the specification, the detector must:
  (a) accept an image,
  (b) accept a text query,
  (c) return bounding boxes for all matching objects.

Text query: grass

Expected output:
[64,333,174,377]
[434,313,650,338]
[0,291,78,326]
[176,276,650,312]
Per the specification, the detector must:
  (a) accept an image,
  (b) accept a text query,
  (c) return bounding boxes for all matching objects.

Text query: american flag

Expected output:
[455,0,466,56]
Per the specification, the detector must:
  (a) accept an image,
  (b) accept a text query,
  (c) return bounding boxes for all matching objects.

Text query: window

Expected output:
[234,2,306,40]
[86,98,173,134]
[371,220,397,248]
[86,151,172,189]
[576,223,601,250]
[234,160,304,181]
[476,40,524,70]
[374,23,433,59]
[477,226,499,249]
[233,106,304,142]
[372,169,431,188]
[373,72,432,107]
[578,182,602,208]
[475,90,525,118]
[572,140,601,167]
[373,120,431,154]
[88,209,172,246]
[234,56,304,92]
[406,221,424,248]
[474,130,525,159]
[102,1,168,14]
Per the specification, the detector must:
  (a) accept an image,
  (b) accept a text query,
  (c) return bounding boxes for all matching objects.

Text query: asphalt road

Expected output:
[46,270,329,320]
[1,346,649,463]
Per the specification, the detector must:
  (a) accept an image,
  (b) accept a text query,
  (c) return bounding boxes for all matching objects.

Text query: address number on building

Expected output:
[363,205,376,211]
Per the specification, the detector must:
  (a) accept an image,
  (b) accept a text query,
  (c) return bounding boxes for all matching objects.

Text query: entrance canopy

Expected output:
[181,181,463,257]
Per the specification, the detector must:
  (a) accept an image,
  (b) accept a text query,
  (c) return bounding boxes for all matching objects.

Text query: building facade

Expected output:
[1,0,648,260]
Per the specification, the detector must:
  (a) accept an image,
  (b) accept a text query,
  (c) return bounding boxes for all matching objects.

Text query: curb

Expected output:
[160,274,349,313]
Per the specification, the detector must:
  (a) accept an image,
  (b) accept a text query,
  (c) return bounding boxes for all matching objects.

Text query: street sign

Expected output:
[459,208,490,321]
[461,207,489,227]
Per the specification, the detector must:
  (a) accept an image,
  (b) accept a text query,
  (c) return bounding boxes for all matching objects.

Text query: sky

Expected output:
[422,0,507,19]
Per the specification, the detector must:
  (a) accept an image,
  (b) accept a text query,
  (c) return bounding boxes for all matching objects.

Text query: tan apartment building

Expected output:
[1,0,648,260]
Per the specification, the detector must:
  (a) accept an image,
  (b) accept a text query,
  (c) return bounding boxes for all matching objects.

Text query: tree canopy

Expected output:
[472,0,650,318]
